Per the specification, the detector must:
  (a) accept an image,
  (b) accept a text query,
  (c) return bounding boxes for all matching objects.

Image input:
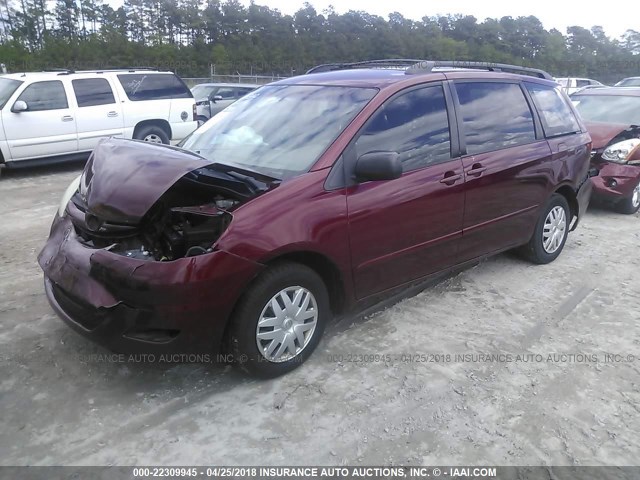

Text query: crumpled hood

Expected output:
[584,122,632,150]
[80,138,213,224]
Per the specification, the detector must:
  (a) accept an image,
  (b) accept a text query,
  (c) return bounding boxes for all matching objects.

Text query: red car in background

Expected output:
[572,87,640,214]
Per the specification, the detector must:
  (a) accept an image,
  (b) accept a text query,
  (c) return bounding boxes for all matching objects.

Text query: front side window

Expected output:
[180,85,376,180]
[117,74,192,101]
[525,83,581,137]
[455,82,536,155]
[354,85,451,172]
[215,87,237,100]
[72,78,116,107]
[16,81,68,111]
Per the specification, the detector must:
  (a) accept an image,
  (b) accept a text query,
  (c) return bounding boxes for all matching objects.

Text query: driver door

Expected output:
[345,84,465,299]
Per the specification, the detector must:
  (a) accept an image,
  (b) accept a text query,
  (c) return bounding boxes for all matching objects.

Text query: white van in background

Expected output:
[555,77,605,95]
[0,69,197,170]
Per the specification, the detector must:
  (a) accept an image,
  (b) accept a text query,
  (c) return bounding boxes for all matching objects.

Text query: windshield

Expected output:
[615,78,640,87]
[191,85,216,99]
[180,84,377,179]
[573,95,640,125]
[0,78,23,108]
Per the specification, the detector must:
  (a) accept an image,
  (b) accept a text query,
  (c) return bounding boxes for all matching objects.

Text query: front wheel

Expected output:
[229,262,329,378]
[520,194,570,264]
[617,181,640,215]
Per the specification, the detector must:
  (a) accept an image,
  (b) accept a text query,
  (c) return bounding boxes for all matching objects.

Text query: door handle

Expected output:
[61,115,74,122]
[107,111,118,117]
[465,164,486,177]
[439,172,462,185]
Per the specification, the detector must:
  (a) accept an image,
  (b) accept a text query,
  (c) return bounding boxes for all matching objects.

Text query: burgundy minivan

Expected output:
[39,61,593,377]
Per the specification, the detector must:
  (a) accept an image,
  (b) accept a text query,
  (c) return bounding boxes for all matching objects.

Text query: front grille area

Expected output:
[51,282,108,331]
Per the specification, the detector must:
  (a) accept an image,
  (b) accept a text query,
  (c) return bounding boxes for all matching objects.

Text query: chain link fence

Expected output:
[182,74,288,88]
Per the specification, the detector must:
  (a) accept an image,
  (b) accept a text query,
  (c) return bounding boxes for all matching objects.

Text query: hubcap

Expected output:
[143,134,163,143]
[543,205,567,254]
[632,184,640,209]
[255,286,318,363]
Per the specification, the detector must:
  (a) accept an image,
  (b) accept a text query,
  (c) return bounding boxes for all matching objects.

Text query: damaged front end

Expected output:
[65,138,278,261]
[38,138,273,353]
[588,125,640,202]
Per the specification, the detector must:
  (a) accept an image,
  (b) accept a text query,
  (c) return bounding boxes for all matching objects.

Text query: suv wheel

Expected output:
[617,181,640,215]
[135,125,169,144]
[229,262,329,378]
[521,194,570,264]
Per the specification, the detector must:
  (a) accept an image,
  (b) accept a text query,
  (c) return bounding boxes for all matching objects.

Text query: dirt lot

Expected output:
[1,163,639,467]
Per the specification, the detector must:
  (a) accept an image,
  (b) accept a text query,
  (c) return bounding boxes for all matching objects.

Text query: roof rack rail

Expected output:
[40,67,161,75]
[305,59,553,80]
[405,61,553,80]
[306,59,424,74]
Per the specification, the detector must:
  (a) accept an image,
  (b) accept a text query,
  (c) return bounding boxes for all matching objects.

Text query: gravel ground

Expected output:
[1,163,639,467]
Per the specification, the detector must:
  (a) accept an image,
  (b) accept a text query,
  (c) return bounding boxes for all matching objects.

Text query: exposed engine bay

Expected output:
[68,162,275,261]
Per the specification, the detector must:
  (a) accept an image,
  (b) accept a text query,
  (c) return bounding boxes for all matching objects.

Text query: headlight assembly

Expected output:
[602,138,640,164]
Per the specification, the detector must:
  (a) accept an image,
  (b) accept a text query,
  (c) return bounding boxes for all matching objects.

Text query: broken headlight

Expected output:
[58,175,81,217]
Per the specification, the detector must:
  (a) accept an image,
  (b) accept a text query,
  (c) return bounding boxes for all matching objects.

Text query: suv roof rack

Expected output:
[306,59,553,80]
[306,59,424,74]
[39,67,161,76]
[405,61,553,80]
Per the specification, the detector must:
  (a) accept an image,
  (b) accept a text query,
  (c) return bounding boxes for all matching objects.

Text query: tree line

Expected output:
[0,0,638,82]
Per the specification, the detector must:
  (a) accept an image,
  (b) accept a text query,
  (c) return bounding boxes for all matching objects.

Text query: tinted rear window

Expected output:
[117,74,192,101]
[455,82,536,155]
[525,83,581,137]
[72,78,116,107]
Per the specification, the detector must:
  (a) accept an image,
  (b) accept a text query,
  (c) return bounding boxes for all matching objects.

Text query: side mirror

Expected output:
[354,151,402,182]
[11,100,27,112]
[212,95,223,103]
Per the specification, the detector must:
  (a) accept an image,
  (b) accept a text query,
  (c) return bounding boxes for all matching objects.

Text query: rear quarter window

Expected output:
[117,74,192,101]
[525,83,581,138]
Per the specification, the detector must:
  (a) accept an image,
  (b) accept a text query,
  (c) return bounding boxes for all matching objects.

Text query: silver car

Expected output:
[191,83,258,126]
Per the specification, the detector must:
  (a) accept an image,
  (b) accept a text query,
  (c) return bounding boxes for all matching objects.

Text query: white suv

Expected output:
[0,69,197,169]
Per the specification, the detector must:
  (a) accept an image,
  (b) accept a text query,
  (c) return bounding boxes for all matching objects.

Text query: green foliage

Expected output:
[0,0,638,82]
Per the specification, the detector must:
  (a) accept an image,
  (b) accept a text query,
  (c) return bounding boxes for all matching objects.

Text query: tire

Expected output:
[520,194,570,264]
[616,181,640,215]
[229,262,329,378]
[134,125,170,144]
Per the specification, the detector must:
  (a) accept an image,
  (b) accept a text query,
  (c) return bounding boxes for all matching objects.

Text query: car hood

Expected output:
[584,122,632,149]
[78,138,276,225]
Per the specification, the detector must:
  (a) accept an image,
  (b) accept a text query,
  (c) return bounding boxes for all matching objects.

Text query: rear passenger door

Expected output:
[72,77,124,152]
[452,81,553,262]
[346,84,465,299]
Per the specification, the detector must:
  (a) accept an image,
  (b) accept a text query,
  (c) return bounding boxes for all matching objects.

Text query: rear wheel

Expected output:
[616,181,640,214]
[134,125,169,144]
[229,262,329,378]
[521,194,570,264]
